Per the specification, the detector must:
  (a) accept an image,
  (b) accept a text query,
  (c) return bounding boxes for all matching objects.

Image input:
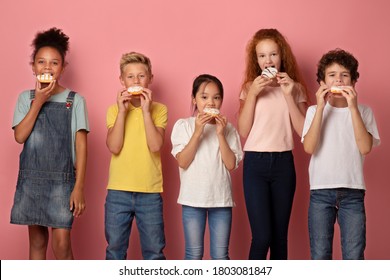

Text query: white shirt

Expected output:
[302,103,380,190]
[171,117,243,207]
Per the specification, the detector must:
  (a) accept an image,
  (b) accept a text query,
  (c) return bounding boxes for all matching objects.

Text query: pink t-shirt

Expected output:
[240,85,306,152]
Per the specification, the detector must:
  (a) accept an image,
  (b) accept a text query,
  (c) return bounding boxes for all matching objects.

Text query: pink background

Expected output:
[1,0,389,260]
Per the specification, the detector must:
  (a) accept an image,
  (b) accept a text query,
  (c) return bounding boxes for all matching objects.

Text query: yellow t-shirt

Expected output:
[106,102,168,193]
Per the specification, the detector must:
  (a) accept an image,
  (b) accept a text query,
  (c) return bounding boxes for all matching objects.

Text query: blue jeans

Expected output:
[182,205,232,260]
[243,151,296,260]
[104,190,166,260]
[309,188,366,260]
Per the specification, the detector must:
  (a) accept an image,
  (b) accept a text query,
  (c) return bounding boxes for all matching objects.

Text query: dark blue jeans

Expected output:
[243,151,296,260]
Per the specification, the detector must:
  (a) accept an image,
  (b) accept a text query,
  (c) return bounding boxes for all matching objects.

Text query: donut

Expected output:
[203,107,220,117]
[330,86,344,95]
[261,67,278,78]
[36,73,54,83]
[127,86,143,96]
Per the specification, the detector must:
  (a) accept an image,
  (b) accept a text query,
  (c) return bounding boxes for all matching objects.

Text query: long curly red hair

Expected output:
[241,28,308,99]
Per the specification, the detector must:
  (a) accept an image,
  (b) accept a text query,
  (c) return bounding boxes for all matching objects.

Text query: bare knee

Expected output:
[28,226,49,259]
[52,228,74,260]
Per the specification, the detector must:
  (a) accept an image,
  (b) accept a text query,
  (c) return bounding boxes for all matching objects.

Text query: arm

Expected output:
[14,81,56,143]
[342,87,373,155]
[176,113,212,170]
[69,130,87,217]
[278,73,308,137]
[303,83,328,154]
[106,89,130,155]
[139,88,166,152]
[237,76,272,138]
[215,115,236,171]
[143,112,165,153]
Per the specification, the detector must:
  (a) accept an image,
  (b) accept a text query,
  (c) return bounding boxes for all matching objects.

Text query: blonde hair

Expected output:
[120,52,152,76]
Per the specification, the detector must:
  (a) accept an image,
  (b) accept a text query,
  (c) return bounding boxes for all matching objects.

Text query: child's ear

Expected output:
[119,75,125,87]
[320,81,326,86]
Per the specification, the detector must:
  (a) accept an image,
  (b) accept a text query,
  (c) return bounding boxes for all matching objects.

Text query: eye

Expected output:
[214,96,222,100]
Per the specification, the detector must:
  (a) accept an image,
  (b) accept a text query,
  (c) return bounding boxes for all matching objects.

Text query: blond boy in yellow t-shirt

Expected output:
[105,52,167,260]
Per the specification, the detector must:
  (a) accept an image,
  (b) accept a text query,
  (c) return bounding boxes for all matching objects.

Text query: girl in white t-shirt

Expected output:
[238,29,308,259]
[171,74,243,259]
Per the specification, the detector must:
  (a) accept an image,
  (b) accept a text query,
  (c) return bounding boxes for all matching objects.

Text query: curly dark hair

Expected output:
[316,48,359,84]
[31,27,69,63]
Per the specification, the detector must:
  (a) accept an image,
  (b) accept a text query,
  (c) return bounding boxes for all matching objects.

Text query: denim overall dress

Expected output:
[11,90,76,229]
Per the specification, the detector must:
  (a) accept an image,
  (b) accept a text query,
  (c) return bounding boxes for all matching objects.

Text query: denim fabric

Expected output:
[182,205,232,260]
[11,91,76,229]
[105,190,166,260]
[243,151,296,260]
[309,188,366,260]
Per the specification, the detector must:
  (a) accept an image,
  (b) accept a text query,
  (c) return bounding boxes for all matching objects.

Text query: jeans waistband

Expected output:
[245,150,292,158]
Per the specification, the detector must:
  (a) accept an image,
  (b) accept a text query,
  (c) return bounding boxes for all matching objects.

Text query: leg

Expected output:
[105,190,134,260]
[135,193,166,260]
[338,189,366,260]
[52,228,73,259]
[28,225,49,260]
[209,207,232,260]
[181,205,206,260]
[243,152,272,259]
[308,189,337,260]
[269,152,296,260]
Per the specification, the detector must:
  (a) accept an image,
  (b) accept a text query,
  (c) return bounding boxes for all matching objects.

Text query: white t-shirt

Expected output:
[302,103,380,190]
[171,117,243,207]
[240,85,306,152]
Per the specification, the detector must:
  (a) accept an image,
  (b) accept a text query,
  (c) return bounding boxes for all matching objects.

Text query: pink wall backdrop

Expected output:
[1,0,389,260]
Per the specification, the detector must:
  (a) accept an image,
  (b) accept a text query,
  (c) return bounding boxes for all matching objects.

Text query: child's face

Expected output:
[120,63,152,89]
[256,39,281,71]
[193,82,223,113]
[324,63,353,88]
[32,46,64,80]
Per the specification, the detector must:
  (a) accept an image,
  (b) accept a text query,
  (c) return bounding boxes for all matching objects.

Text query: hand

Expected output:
[248,75,273,97]
[117,88,131,113]
[140,88,153,113]
[195,112,213,136]
[315,82,331,109]
[340,86,358,109]
[277,72,295,96]
[33,80,56,106]
[215,114,227,135]
[69,188,85,218]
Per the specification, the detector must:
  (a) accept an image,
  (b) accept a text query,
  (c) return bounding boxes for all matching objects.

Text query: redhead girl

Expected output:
[238,28,308,260]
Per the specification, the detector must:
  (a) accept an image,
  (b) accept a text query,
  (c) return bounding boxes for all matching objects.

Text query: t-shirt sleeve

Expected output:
[225,124,244,169]
[153,104,168,129]
[301,105,316,142]
[12,91,31,129]
[74,95,90,132]
[106,104,118,129]
[171,119,191,158]
[295,83,307,104]
[361,106,381,147]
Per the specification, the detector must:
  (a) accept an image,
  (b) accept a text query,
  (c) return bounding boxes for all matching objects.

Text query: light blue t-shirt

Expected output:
[12,88,90,164]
